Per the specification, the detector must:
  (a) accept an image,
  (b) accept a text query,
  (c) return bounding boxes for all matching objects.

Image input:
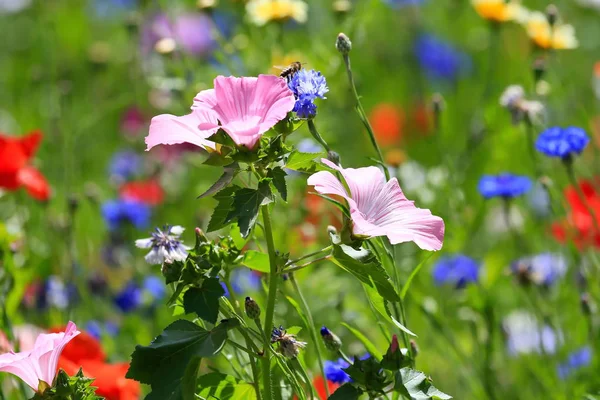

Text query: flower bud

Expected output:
[410,339,419,358]
[336,33,352,55]
[533,57,546,82]
[327,151,341,166]
[245,296,261,319]
[327,225,338,235]
[545,4,558,26]
[320,326,342,352]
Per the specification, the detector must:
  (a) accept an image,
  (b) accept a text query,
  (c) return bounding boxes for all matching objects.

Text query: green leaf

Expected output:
[207,186,240,232]
[343,356,389,392]
[197,163,239,199]
[183,278,225,324]
[242,250,270,273]
[400,253,435,300]
[340,322,383,361]
[285,326,302,335]
[394,368,452,400]
[331,243,400,303]
[127,319,239,399]
[328,383,363,400]
[268,167,288,201]
[285,151,324,173]
[225,181,273,238]
[206,130,237,147]
[181,357,202,400]
[196,372,257,400]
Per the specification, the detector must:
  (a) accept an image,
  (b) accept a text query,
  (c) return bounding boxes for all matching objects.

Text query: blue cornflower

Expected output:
[135,225,189,265]
[478,173,532,199]
[414,34,469,82]
[383,0,425,8]
[536,126,589,160]
[101,199,151,230]
[558,347,592,379]
[143,275,166,301]
[503,311,560,356]
[287,69,329,119]
[37,276,78,310]
[114,281,142,313]
[324,358,351,384]
[108,150,141,182]
[511,253,567,286]
[105,321,119,336]
[230,268,262,294]
[220,281,230,298]
[432,255,479,288]
[86,320,103,340]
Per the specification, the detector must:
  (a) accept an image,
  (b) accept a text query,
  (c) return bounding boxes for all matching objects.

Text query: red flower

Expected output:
[292,376,340,400]
[410,102,432,135]
[51,326,140,400]
[0,130,50,201]
[552,179,600,248]
[119,179,165,205]
[369,103,404,146]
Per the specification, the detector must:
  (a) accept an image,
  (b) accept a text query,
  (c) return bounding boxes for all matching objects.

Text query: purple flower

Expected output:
[503,311,560,356]
[135,225,189,265]
[141,13,216,57]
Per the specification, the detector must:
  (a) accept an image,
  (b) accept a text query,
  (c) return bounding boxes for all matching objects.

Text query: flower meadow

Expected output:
[1,0,600,399]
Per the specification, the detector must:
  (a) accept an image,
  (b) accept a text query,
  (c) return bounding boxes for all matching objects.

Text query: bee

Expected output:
[277,61,304,81]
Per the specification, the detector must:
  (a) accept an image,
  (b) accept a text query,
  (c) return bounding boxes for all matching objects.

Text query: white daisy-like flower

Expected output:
[135,225,190,265]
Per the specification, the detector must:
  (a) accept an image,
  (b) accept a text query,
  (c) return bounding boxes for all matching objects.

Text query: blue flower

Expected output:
[432,255,479,288]
[383,0,425,8]
[105,321,119,336]
[324,358,352,384]
[220,281,230,298]
[37,276,78,310]
[478,173,532,199]
[414,34,469,82]
[536,126,589,160]
[101,199,151,230]
[143,275,166,301]
[86,320,103,340]
[287,69,329,119]
[504,311,560,356]
[114,281,142,313]
[558,347,592,379]
[511,253,567,286]
[231,268,262,294]
[527,182,551,217]
[135,225,189,265]
[108,150,141,182]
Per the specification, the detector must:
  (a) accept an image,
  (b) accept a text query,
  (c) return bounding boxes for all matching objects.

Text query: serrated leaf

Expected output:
[196,372,257,400]
[328,383,363,400]
[343,356,388,392]
[207,186,240,232]
[394,368,452,400]
[225,181,273,238]
[242,250,270,273]
[285,151,324,173]
[126,319,239,399]
[331,243,400,303]
[268,167,288,201]
[197,163,239,199]
[183,278,225,324]
[340,322,383,361]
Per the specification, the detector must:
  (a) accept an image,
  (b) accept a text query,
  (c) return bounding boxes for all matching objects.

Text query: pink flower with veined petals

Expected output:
[0,321,80,392]
[146,75,295,151]
[307,159,445,251]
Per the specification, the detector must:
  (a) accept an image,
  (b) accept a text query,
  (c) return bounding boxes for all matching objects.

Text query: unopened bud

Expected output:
[410,339,419,358]
[320,326,342,352]
[533,57,546,82]
[327,151,341,166]
[545,4,558,26]
[245,297,261,319]
[327,225,338,235]
[336,33,352,55]
[431,93,444,115]
[195,227,208,242]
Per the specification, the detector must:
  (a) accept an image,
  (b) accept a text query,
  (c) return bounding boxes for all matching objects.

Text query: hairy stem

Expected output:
[307,119,331,153]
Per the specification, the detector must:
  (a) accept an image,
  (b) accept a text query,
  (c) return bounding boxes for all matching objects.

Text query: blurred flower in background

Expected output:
[102,199,151,230]
[230,268,262,294]
[414,34,470,83]
[0,0,30,14]
[109,150,141,183]
[552,179,600,248]
[503,311,560,355]
[510,253,567,286]
[478,173,532,199]
[471,0,528,23]
[119,178,165,206]
[324,358,351,384]
[120,107,147,137]
[499,85,544,125]
[383,0,425,9]
[432,255,479,288]
[246,0,308,26]
[36,276,78,311]
[92,0,136,19]
[557,346,592,379]
[535,126,589,160]
[114,281,142,313]
[370,103,404,146]
[524,11,578,50]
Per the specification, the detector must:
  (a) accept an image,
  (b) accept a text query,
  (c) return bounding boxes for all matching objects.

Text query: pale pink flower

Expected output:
[307,159,445,251]
[146,74,295,151]
[0,321,79,392]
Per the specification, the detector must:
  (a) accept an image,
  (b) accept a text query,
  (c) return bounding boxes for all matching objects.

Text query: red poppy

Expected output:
[369,103,404,146]
[51,326,140,400]
[552,179,600,248]
[119,179,164,205]
[313,376,340,399]
[0,130,50,201]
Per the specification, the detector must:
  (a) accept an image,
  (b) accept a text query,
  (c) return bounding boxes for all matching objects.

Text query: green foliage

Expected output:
[328,383,363,400]
[126,319,239,399]
[183,278,225,324]
[242,250,271,273]
[343,356,389,393]
[207,186,240,233]
[394,368,452,400]
[31,369,101,400]
[195,372,257,400]
[223,180,273,238]
[197,163,239,199]
[268,166,288,201]
[284,151,325,173]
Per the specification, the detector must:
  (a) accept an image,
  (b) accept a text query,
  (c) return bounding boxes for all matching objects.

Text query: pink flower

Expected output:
[146,75,295,151]
[0,321,80,392]
[307,159,445,251]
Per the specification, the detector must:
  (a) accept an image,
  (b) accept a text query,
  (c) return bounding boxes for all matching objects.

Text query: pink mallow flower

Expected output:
[146,75,295,151]
[0,321,80,392]
[307,159,445,251]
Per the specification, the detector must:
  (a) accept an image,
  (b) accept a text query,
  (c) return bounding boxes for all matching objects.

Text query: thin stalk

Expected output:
[307,119,331,153]
[261,204,280,400]
[285,246,332,267]
[229,341,259,357]
[338,350,353,365]
[525,121,542,180]
[341,53,389,179]
[289,273,329,397]
[283,256,331,274]
[564,160,600,235]
[482,298,498,400]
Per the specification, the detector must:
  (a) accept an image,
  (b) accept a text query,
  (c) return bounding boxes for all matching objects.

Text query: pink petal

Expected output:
[307,170,350,200]
[0,351,40,390]
[145,109,218,151]
[34,321,80,387]
[254,74,296,132]
[192,88,217,110]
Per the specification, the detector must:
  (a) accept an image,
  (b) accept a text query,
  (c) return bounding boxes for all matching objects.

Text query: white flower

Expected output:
[500,85,525,108]
[136,225,190,265]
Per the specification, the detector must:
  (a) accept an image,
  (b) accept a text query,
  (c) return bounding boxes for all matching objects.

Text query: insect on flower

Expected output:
[271,326,306,358]
[277,61,304,81]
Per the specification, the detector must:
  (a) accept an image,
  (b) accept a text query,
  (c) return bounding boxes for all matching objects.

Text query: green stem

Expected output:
[261,204,280,400]
[289,273,329,397]
[341,53,389,180]
[338,350,353,365]
[285,246,332,267]
[283,256,331,274]
[307,119,331,153]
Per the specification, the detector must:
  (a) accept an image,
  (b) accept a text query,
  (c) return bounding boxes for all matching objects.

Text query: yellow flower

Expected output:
[471,0,528,23]
[246,0,308,26]
[525,11,578,50]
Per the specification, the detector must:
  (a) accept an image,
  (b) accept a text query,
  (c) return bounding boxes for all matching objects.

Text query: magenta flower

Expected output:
[307,159,445,251]
[146,75,295,151]
[0,321,79,392]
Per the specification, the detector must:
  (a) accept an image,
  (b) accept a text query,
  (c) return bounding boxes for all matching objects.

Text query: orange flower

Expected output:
[370,103,404,146]
[472,0,527,23]
[524,11,578,50]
